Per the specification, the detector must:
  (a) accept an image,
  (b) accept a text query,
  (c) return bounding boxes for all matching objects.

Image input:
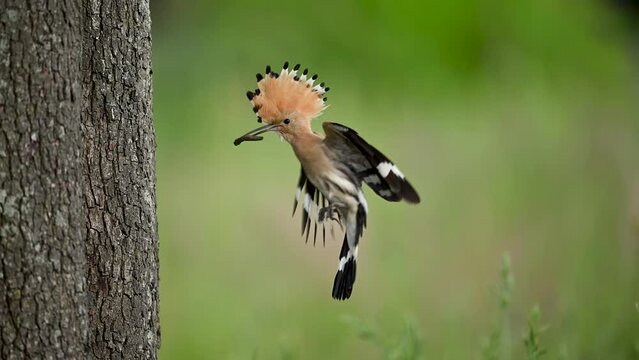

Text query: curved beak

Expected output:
[233,123,279,146]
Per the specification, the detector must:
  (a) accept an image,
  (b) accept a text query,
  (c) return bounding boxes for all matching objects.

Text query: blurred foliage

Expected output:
[482,254,514,360]
[523,305,547,360]
[151,0,639,358]
[342,315,422,360]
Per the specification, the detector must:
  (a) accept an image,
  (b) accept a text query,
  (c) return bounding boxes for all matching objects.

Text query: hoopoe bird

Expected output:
[234,62,420,300]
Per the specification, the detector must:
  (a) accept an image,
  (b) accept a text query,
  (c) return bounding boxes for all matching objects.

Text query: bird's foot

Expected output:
[318,205,340,224]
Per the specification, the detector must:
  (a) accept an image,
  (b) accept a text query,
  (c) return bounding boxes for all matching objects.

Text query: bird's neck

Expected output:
[289,130,326,174]
[289,127,322,149]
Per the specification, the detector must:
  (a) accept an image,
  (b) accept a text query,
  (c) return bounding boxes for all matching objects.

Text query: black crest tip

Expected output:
[246,91,254,100]
[294,76,299,81]
[324,87,330,92]
[303,68,308,75]
[256,73,263,82]
[265,65,271,74]
[320,82,325,87]
[283,61,289,69]
[294,64,301,71]
[312,74,318,80]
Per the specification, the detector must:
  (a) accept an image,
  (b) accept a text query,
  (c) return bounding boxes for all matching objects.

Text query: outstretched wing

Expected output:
[322,122,420,204]
[292,167,329,246]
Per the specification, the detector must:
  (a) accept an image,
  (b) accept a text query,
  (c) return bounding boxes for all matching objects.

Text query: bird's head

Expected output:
[234,62,329,146]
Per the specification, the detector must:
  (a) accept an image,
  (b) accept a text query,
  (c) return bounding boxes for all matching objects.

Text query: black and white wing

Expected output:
[322,122,420,204]
[292,167,330,246]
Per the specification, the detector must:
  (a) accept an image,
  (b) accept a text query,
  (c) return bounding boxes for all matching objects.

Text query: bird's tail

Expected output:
[332,235,357,300]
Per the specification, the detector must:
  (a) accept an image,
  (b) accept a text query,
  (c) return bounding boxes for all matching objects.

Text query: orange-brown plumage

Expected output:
[250,65,326,125]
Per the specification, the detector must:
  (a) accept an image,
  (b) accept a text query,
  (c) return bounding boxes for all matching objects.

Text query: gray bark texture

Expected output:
[0,0,159,359]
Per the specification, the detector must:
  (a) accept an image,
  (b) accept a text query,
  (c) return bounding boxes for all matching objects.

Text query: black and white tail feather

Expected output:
[293,122,420,300]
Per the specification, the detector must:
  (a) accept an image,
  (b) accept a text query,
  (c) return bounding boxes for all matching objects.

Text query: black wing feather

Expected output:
[293,167,327,246]
[322,122,420,204]
[292,168,307,216]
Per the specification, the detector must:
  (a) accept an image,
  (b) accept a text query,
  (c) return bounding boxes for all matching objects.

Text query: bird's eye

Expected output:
[283,118,291,125]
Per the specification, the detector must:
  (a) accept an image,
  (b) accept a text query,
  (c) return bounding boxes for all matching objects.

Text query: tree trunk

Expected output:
[0,0,159,358]
[0,1,87,358]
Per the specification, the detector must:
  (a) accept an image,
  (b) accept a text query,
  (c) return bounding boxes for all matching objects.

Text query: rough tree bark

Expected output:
[0,1,88,358]
[0,0,159,359]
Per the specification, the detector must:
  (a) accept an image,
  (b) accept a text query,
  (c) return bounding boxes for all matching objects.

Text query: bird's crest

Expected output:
[246,62,329,123]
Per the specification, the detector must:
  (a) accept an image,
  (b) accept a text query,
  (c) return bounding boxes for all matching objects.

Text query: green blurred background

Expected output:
[151,0,639,358]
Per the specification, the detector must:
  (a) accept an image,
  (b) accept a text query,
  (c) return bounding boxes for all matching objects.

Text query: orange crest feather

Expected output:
[246,62,329,123]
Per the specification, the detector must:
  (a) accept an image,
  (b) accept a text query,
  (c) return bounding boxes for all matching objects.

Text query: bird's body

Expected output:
[290,126,368,299]
[235,63,420,300]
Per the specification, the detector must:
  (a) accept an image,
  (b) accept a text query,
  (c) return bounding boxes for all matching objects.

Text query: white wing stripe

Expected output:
[357,190,368,214]
[377,161,405,179]
[363,174,381,184]
[379,189,393,197]
[303,194,313,213]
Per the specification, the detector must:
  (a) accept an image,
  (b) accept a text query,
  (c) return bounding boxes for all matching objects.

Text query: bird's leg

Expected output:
[318,203,341,224]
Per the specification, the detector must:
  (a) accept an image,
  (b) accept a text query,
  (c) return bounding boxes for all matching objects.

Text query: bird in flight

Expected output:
[234,62,420,300]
